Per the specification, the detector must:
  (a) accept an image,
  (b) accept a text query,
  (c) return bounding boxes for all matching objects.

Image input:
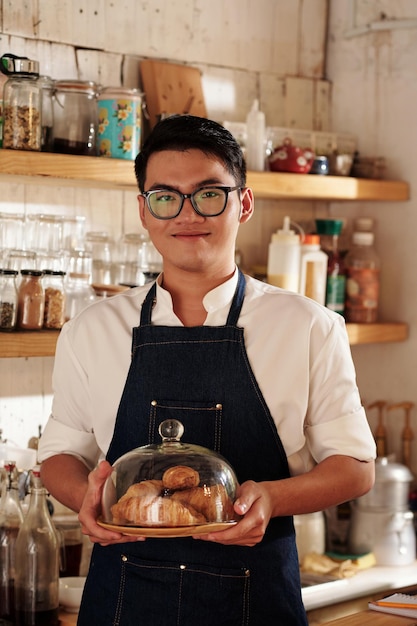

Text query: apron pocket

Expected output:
[115,553,250,626]
[149,399,222,452]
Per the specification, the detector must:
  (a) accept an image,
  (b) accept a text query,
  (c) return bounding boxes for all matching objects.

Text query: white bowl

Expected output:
[59,576,86,613]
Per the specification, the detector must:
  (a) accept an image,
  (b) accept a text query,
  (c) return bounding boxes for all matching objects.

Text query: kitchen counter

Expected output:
[302,560,417,612]
[324,611,417,625]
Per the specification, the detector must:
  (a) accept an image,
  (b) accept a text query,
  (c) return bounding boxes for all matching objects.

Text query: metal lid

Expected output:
[375,456,414,483]
[54,80,98,96]
[1,54,39,76]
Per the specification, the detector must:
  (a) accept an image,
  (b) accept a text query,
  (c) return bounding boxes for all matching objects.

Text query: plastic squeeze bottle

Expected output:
[245,99,266,171]
[299,234,328,305]
[267,216,301,292]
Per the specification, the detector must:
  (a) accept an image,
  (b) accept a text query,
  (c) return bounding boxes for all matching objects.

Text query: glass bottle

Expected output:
[14,467,60,626]
[0,53,41,151]
[43,270,66,329]
[344,231,380,323]
[0,268,18,331]
[0,460,24,625]
[17,270,45,330]
[315,219,347,316]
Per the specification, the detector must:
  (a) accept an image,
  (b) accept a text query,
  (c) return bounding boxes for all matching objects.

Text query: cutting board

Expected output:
[140,59,207,128]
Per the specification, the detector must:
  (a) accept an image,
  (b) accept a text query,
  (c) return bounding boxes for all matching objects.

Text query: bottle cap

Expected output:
[303,234,320,245]
[272,215,300,244]
[354,217,374,232]
[315,219,344,235]
[352,231,374,245]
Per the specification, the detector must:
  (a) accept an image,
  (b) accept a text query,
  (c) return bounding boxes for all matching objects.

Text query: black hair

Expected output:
[134,114,246,192]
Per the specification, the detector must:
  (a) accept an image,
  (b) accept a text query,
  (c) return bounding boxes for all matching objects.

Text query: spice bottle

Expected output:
[0,461,24,625]
[0,53,41,151]
[17,269,45,330]
[0,268,18,331]
[43,270,66,329]
[298,234,328,305]
[315,219,347,316]
[267,215,301,292]
[345,231,380,323]
[14,467,60,626]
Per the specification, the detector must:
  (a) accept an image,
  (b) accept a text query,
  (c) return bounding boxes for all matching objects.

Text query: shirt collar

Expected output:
[156,268,239,314]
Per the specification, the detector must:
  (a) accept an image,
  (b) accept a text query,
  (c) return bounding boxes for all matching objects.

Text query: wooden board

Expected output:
[140,59,207,128]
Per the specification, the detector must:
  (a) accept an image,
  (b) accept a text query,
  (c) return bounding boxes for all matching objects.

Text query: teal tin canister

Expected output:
[97,87,144,160]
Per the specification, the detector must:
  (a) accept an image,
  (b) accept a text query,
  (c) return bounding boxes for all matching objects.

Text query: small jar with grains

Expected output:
[0,268,18,331]
[17,269,45,330]
[43,270,66,329]
[0,53,42,151]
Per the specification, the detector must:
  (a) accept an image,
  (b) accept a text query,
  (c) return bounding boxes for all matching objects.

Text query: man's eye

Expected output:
[155,193,176,202]
[199,189,220,199]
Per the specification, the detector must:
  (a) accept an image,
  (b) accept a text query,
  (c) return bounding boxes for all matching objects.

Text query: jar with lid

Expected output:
[344,231,380,323]
[17,269,45,330]
[38,75,54,152]
[97,87,144,160]
[0,53,41,151]
[0,268,18,331]
[43,270,66,329]
[52,80,98,155]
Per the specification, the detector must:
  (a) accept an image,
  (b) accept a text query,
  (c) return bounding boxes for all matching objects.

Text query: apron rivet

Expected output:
[244,569,250,576]
[179,564,186,570]
[121,555,127,562]
[151,400,157,406]
[216,403,222,409]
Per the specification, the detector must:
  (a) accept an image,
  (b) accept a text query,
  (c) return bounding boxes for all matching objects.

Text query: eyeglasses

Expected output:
[141,186,241,220]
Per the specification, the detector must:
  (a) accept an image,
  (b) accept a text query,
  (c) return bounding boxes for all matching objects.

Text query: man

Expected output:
[39,114,375,625]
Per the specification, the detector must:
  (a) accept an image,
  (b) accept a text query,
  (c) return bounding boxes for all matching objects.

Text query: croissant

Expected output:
[171,483,235,522]
[119,479,163,503]
[162,465,200,490]
[111,493,206,526]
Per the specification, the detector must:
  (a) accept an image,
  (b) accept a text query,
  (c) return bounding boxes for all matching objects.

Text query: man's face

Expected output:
[138,149,253,277]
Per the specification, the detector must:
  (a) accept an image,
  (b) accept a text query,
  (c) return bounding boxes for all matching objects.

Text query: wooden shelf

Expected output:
[0,149,410,200]
[0,323,408,358]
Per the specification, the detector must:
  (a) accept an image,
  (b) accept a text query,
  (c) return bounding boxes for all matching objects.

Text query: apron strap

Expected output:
[139,270,246,327]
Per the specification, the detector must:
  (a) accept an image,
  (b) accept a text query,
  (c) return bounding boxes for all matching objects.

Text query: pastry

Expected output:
[171,484,235,522]
[162,465,200,490]
[111,493,206,526]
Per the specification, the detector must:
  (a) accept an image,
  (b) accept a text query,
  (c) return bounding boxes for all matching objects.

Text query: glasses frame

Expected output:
[141,185,242,220]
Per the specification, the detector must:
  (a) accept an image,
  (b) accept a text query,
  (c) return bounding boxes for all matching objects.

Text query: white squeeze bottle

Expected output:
[267,216,301,292]
[245,99,266,171]
[299,234,328,305]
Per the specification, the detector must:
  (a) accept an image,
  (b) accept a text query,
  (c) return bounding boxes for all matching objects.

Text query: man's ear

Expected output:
[239,187,254,224]
[138,194,149,230]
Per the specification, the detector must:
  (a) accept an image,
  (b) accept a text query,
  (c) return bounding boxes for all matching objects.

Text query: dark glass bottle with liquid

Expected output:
[315,219,346,316]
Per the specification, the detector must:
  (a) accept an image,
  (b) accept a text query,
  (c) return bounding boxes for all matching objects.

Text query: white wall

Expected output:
[326,0,417,471]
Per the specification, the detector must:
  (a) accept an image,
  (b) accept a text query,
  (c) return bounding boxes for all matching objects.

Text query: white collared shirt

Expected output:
[38,272,376,475]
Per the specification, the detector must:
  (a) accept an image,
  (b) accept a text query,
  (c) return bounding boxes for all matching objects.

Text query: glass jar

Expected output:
[43,270,66,329]
[38,75,54,152]
[65,273,96,320]
[17,269,45,330]
[85,231,113,285]
[97,87,144,160]
[0,212,26,256]
[52,80,98,155]
[26,213,64,253]
[0,53,41,151]
[0,268,18,331]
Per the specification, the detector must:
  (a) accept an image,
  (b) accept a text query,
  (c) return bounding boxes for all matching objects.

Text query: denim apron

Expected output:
[78,271,308,626]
